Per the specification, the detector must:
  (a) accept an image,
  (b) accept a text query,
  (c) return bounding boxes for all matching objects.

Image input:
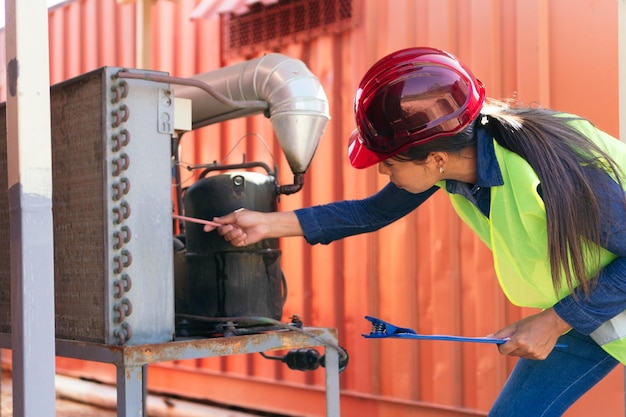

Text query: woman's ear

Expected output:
[429,151,448,167]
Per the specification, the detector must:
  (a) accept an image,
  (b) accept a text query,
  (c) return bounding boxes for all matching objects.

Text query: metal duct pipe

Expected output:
[175,54,331,175]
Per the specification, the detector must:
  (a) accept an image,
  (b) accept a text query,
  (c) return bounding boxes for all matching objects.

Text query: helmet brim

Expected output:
[348,129,385,169]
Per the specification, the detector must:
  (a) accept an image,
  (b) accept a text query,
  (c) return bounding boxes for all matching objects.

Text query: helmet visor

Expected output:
[356,65,476,156]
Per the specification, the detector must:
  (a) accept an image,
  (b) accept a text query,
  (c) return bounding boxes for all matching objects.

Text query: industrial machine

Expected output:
[0,53,333,346]
[0,54,329,338]
[0,54,345,416]
[167,53,330,337]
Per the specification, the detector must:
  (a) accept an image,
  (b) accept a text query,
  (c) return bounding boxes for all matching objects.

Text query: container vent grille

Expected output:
[223,0,358,59]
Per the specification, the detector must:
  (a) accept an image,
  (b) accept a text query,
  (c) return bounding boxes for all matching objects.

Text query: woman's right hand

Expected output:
[204,209,304,247]
[203,209,267,247]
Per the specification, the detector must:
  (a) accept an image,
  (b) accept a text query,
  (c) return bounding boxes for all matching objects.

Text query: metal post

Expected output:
[5,0,56,416]
[142,365,148,417]
[117,364,144,417]
[324,345,341,417]
[135,0,152,69]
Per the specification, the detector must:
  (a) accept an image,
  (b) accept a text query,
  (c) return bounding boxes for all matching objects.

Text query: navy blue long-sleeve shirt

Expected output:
[294,127,626,335]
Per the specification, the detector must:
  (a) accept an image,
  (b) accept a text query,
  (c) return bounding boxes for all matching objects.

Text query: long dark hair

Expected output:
[397,99,626,296]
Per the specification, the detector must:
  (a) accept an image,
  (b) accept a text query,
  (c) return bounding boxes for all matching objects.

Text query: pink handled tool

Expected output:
[172,214,221,228]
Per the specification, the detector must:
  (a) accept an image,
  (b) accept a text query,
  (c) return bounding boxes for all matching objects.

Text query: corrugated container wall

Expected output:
[0,0,623,416]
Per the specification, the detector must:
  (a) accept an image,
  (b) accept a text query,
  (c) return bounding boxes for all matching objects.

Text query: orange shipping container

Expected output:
[1,0,624,415]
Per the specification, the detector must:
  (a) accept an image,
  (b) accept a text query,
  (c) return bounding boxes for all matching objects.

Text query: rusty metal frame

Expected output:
[0,328,341,416]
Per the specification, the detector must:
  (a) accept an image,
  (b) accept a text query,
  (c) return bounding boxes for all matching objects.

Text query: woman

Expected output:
[204,47,626,416]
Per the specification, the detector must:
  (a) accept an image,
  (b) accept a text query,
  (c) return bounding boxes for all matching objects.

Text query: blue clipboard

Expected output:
[362,316,567,347]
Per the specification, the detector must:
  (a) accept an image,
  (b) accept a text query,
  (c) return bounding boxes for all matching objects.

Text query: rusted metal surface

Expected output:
[2,327,342,416]
[3,328,337,366]
[97,329,336,365]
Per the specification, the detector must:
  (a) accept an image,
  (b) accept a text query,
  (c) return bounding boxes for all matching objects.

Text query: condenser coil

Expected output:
[0,67,175,346]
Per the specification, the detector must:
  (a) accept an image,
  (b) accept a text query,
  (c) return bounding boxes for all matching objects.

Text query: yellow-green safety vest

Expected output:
[441,118,626,364]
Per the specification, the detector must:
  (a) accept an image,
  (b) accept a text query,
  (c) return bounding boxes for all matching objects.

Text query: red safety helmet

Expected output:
[348,47,486,169]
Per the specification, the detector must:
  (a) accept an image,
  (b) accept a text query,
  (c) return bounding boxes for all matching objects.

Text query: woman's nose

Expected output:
[378,162,390,176]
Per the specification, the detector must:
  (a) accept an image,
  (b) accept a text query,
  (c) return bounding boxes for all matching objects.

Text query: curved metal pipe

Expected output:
[115,71,269,110]
[278,173,304,195]
[174,54,331,175]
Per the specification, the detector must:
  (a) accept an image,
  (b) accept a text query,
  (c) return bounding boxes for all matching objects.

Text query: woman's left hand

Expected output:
[492,308,572,360]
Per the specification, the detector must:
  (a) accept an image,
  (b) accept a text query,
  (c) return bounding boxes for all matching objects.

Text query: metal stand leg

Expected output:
[324,346,341,417]
[117,364,144,417]
[143,365,148,417]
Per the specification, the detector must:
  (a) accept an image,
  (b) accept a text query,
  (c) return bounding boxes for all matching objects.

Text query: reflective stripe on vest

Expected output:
[591,310,626,345]
[442,118,626,363]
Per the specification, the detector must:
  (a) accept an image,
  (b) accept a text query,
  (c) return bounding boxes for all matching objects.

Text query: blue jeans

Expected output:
[489,329,619,416]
